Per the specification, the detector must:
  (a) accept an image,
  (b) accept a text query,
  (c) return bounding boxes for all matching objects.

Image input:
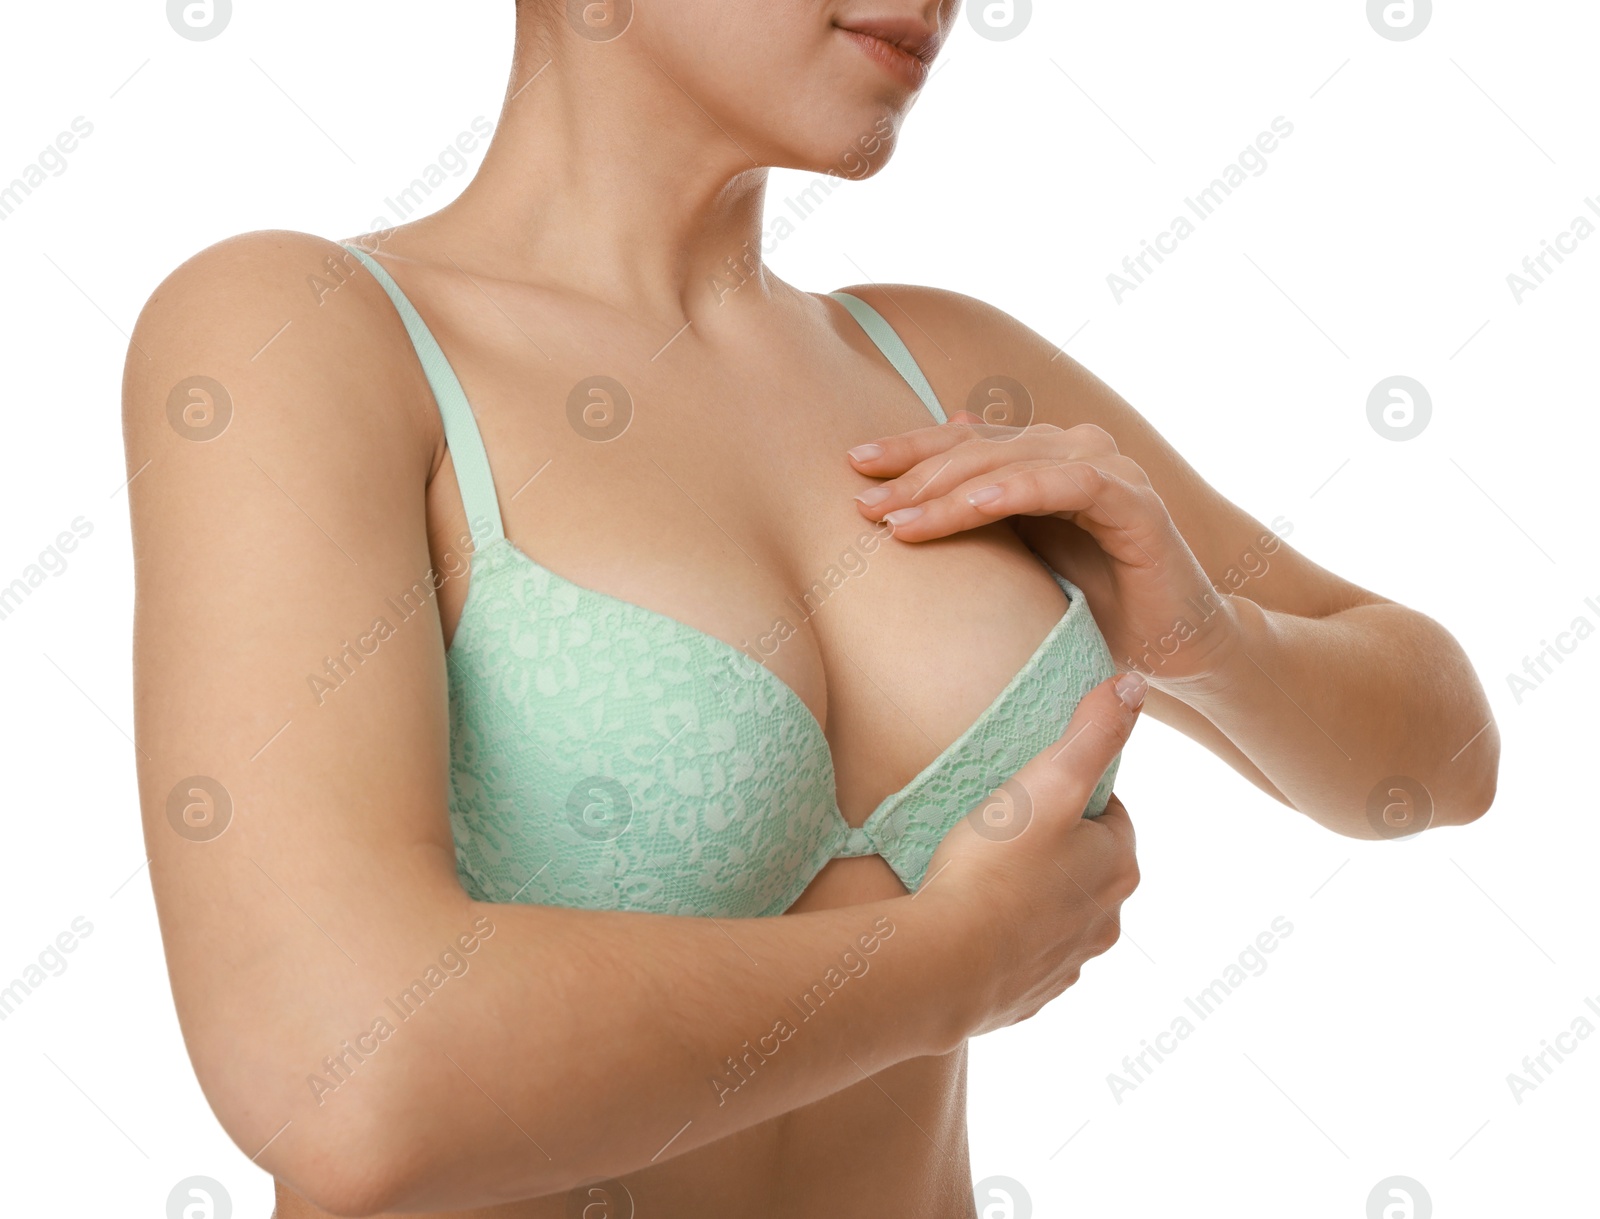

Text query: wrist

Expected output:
[895,882,992,1055]
[1145,592,1260,706]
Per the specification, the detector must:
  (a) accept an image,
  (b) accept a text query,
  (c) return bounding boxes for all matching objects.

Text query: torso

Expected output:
[278,230,1073,1218]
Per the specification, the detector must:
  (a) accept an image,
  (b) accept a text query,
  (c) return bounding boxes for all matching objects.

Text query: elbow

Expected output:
[242,1103,410,1218]
[282,1179,397,1219]
[276,1154,404,1219]
[1439,657,1502,830]
[1407,767,1497,837]
[202,1061,417,1217]
[1448,755,1499,829]
[1439,718,1501,830]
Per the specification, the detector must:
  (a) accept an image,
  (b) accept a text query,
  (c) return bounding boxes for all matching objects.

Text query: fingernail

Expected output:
[966,484,1003,507]
[847,443,883,462]
[854,485,893,507]
[884,506,924,526]
[1115,671,1148,710]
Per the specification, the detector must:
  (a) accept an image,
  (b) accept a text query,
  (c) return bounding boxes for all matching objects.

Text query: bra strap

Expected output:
[341,242,506,546]
[828,291,948,425]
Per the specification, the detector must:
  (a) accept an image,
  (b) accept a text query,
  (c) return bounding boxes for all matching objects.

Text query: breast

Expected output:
[446,536,849,918]
[443,532,1121,919]
[428,351,1123,918]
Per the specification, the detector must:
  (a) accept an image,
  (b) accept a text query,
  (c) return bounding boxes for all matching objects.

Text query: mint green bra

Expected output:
[342,242,1120,919]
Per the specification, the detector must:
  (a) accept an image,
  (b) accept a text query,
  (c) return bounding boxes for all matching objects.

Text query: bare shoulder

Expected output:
[120,228,451,753]
[831,282,1034,335]
[123,228,441,461]
[829,281,1030,366]
[828,281,1121,427]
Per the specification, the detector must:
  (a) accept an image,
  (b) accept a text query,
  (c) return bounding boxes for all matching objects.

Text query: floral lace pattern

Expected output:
[447,536,1121,918]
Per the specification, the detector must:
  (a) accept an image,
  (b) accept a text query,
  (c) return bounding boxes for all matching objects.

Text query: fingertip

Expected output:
[1113,671,1148,713]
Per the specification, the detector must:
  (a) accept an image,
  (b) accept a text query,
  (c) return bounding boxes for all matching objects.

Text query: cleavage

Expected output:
[425,342,1072,833]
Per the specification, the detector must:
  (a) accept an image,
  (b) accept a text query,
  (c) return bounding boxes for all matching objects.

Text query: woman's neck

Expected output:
[412,32,783,327]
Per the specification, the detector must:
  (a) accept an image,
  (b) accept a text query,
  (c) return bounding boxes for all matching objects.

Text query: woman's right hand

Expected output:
[920,670,1145,1041]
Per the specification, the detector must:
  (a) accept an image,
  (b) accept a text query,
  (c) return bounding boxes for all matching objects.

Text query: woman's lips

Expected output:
[838,26,932,90]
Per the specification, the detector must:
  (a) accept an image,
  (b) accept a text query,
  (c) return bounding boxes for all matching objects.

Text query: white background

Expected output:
[1,1,1594,1215]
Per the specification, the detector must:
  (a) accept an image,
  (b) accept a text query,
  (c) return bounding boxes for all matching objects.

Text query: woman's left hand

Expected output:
[846,412,1240,687]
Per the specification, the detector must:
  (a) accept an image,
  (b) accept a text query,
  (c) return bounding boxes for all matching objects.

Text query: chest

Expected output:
[422,314,1075,827]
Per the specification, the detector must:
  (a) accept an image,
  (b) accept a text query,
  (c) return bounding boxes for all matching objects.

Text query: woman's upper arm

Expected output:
[123,229,464,1185]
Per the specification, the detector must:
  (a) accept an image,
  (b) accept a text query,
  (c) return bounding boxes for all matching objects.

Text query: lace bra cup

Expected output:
[341,243,1121,919]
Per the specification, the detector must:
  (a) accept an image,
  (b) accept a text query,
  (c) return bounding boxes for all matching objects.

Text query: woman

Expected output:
[122,2,1498,1215]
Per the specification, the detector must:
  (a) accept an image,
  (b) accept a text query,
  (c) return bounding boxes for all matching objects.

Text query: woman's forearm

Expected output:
[1165,594,1499,836]
[268,887,970,1214]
